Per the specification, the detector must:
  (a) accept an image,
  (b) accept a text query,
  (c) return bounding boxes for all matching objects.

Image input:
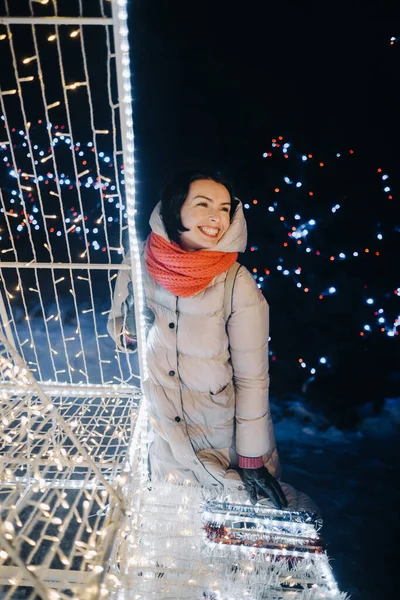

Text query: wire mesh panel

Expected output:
[0,332,131,600]
[0,0,143,391]
[0,2,143,598]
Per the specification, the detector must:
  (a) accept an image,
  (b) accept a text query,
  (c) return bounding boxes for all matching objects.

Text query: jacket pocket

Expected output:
[210,381,234,408]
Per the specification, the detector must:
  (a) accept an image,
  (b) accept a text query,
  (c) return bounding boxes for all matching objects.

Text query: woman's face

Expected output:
[179,179,232,251]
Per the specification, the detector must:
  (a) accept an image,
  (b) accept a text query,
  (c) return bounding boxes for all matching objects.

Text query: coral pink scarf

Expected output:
[145,232,238,297]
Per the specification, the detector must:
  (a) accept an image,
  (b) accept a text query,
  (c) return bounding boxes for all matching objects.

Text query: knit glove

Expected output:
[238,466,288,509]
[121,282,155,338]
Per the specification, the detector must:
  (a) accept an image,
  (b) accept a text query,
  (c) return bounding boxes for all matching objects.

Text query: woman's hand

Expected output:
[122,282,155,337]
[238,466,288,509]
[121,282,137,337]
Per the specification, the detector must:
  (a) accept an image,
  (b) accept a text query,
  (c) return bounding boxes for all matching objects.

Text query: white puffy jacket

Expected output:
[108,200,281,489]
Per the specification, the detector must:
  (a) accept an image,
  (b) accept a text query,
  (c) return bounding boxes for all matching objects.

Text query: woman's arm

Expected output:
[227,266,273,459]
[107,253,137,352]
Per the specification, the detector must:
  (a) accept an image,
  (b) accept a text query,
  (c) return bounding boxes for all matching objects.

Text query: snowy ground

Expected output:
[273,395,400,600]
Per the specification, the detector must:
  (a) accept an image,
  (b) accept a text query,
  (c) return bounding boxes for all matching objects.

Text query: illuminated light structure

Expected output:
[0,3,346,600]
[0,2,144,598]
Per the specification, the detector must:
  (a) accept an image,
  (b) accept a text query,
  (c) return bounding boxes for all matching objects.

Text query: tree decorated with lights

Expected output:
[243,137,399,426]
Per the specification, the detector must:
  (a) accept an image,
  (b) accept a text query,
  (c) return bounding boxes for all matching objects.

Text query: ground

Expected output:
[274,396,400,600]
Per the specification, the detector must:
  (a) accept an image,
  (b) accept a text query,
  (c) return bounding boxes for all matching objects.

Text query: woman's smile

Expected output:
[198,226,220,238]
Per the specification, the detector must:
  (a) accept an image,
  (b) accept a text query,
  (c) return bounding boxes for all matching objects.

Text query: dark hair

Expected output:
[160,168,238,244]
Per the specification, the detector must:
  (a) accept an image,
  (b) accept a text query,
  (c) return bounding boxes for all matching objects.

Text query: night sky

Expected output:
[129,0,400,233]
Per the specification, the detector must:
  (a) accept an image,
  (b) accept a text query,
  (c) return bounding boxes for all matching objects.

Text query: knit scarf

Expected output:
[145,232,238,298]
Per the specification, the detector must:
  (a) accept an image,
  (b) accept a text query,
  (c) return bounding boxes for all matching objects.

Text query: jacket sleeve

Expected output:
[107,253,136,353]
[227,266,272,458]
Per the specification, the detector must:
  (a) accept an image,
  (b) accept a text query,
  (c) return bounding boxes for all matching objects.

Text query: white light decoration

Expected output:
[0,6,348,600]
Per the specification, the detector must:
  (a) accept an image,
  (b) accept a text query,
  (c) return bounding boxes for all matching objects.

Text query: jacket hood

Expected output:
[149,199,248,253]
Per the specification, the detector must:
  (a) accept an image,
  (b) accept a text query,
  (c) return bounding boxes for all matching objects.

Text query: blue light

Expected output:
[294,214,301,220]
[364,325,371,331]
[262,152,268,158]
[244,203,250,209]
[277,265,283,271]
[366,298,374,304]
[384,186,391,192]
[377,233,383,240]
[302,155,307,161]
[353,251,359,257]
[99,152,104,157]
[382,174,389,180]
[329,287,336,294]
[283,270,289,275]
[284,176,292,184]
[339,252,346,259]
[310,368,316,374]
[378,317,385,323]
[268,206,274,212]
[308,219,316,225]
[296,182,302,188]
[336,153,341,157]
[378,308,384,313]
[387,331,395,337]
[297,283,302,288]
[104,157,110,163]
[306,247,311,253]
[319,357,327,364]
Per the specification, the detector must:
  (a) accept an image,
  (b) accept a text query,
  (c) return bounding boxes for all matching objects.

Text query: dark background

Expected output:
[129,0,400,232]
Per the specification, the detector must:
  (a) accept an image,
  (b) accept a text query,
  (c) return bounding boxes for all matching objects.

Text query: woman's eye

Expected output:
[222,207,230,212]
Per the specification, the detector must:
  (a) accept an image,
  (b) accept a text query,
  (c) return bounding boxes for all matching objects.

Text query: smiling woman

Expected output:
[108,168,289,511]
[179,179,232,251]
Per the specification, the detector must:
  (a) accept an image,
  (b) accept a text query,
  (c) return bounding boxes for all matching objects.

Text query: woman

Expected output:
[108,169,287,509]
